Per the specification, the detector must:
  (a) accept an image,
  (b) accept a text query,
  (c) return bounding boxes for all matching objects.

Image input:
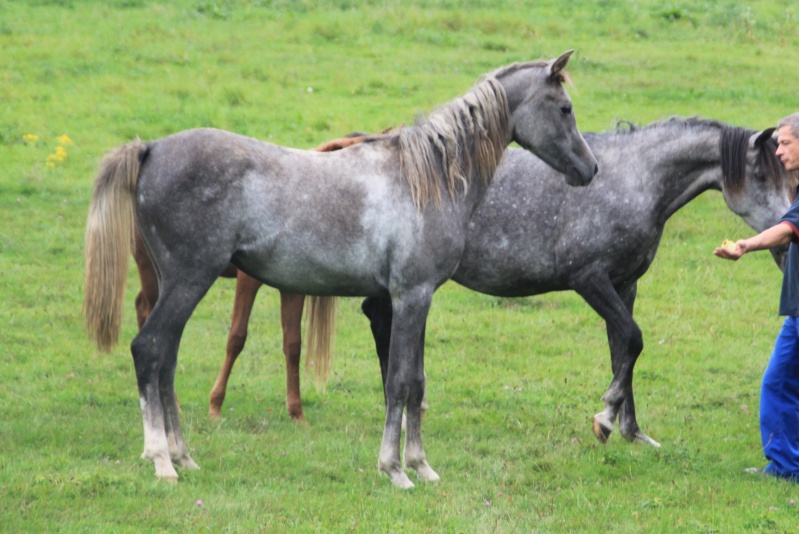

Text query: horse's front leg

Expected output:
[573,275,643,445]
[362,297,393,401]
[362,296,429,420]
[401,321,437,483]
[609,284,660,447]
[378,288,438,488]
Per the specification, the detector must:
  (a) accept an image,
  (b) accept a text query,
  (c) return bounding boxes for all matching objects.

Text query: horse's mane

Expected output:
[612,117,797,199]
[719,125,798,201]
[395,74,512,209]
[614,116,727,134]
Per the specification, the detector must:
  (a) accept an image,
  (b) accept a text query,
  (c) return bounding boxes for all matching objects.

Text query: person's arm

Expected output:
[713,222,795,260]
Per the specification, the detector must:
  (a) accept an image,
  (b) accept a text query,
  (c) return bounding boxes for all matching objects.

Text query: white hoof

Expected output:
[627,430,661,448]
[173,454,200,470]
[148,454,179,481]
[379,462,415,489]
[415,463,440,483]
[388,469,415,489]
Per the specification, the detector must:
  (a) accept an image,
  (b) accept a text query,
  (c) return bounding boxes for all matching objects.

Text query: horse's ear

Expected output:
[750,127,776,149]
[548,50,574,80]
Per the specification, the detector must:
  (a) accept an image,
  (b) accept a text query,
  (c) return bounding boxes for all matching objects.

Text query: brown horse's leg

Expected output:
[208,270,261,419]
[281,291,306,422]
[133,227,159,329]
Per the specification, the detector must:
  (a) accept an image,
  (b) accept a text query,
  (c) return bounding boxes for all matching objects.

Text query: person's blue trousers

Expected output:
[762,315,799,480]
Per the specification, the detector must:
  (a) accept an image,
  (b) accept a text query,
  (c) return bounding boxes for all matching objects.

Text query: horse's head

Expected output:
[723,127,799,271]
[494,50,597,187]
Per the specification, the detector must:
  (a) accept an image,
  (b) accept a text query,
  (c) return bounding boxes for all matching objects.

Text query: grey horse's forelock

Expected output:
[397,76,511,209]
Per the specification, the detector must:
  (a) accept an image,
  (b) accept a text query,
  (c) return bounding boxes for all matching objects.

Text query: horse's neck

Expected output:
[633,127,723,224]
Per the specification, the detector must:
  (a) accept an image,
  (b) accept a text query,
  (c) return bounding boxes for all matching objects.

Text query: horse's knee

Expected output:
[226,332,247,358]
[283,338,301,360]
[385,376,409,404]
[628,324,643,358]
[405,373,426,406]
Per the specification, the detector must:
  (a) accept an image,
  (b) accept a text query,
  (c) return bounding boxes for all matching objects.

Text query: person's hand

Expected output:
[713,240,746,260]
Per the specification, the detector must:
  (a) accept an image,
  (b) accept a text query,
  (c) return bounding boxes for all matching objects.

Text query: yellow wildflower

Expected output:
[57,134,73,145]
[23,133,40,145]
[46,145,68,166]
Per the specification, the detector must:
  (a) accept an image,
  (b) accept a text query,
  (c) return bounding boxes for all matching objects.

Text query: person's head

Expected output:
[776,113,799,171]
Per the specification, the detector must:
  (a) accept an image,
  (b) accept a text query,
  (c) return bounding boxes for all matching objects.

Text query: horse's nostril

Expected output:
[594,163,599,175]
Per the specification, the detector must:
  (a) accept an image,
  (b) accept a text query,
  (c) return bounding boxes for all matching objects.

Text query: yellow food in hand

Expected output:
[721,239,737,251]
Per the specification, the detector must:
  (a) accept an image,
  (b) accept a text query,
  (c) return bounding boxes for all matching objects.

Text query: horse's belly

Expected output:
[452,258,563,297]
[232,246,387,297]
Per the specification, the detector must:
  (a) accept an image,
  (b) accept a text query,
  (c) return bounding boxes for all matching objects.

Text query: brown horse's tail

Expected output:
[304,295,337,390]
[83,139,147,352]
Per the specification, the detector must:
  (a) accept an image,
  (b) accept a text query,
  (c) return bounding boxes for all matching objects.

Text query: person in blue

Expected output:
[714,112,799,480]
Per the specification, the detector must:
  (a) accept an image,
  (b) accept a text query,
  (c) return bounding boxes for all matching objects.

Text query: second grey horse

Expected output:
[364,117,795,448]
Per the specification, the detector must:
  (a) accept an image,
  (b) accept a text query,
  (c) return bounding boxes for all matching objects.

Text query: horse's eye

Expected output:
[560,105,572,115]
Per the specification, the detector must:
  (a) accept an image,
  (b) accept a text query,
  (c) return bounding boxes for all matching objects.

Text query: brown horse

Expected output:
[132,134,367,421]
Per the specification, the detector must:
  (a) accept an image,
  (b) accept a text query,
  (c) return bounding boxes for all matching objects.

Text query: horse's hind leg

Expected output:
[280,291,305,421]
[160,351,197,470]
[209,271,262,419]
[132,276,217,480]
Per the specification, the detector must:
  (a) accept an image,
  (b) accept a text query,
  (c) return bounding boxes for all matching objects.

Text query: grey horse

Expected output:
[83,51,597,488]
[363,117,795,449]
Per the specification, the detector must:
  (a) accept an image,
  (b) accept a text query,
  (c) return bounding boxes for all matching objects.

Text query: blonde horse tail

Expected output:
[83,139,147,353]
[305,295,337,390]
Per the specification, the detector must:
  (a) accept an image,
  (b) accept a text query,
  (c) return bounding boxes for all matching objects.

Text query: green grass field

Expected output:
[3,0,799,531]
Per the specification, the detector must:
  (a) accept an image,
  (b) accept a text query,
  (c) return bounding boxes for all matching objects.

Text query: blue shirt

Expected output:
[779,194,799,316]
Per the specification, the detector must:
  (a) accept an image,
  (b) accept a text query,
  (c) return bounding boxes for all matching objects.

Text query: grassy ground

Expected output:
[2,0,799,531]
